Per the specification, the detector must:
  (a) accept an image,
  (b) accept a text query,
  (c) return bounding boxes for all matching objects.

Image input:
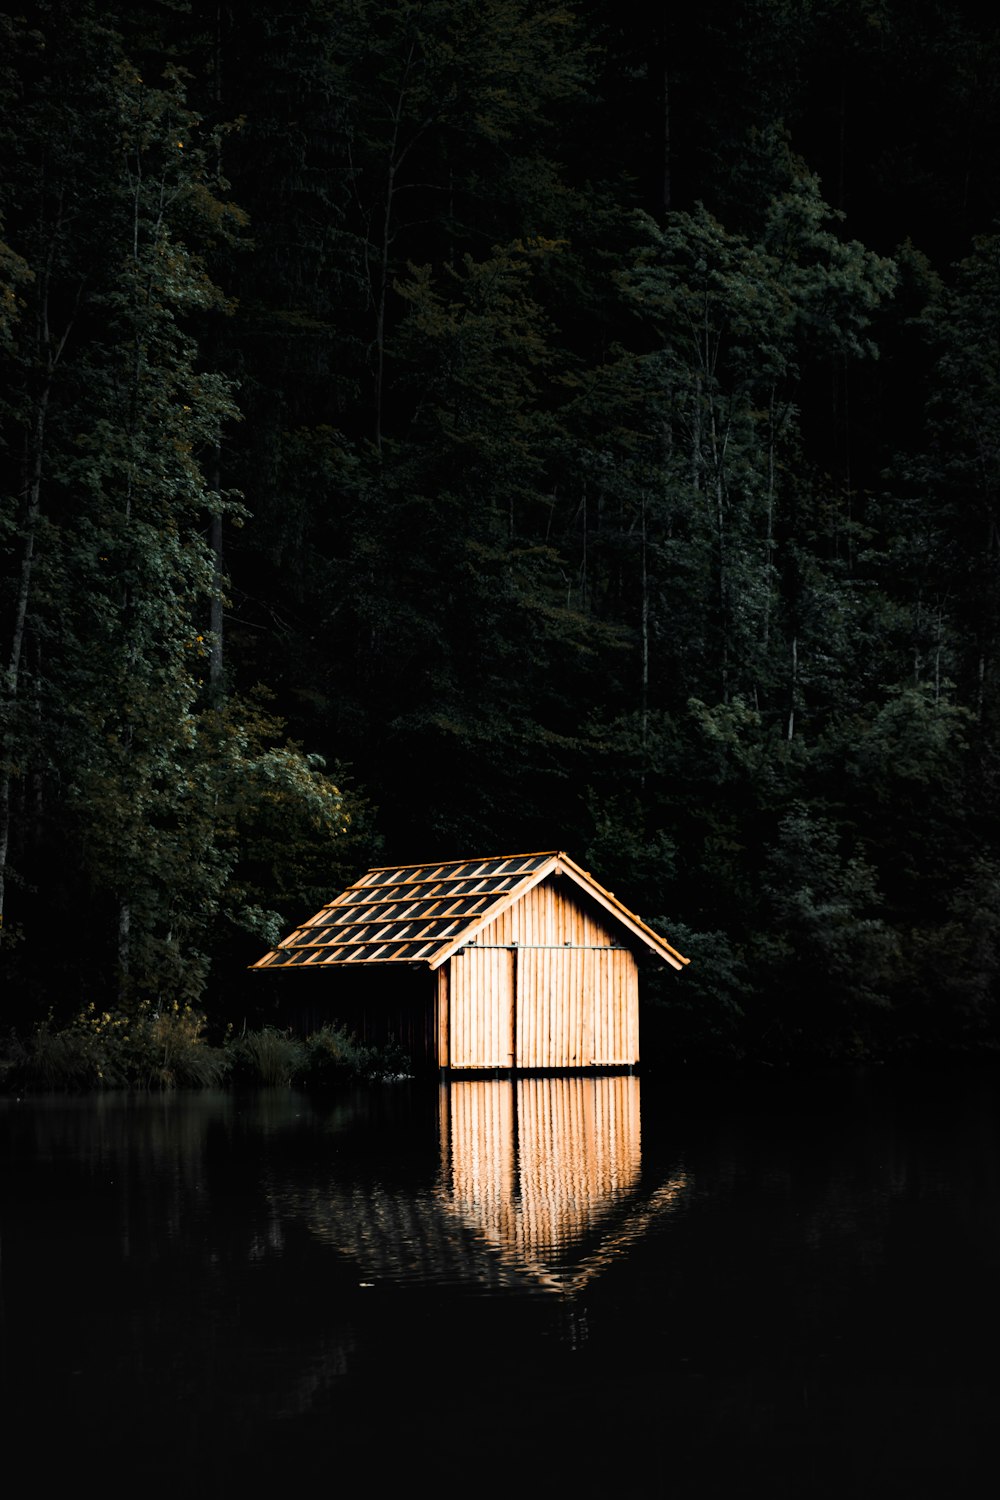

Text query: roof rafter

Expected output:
[251,850,689,971]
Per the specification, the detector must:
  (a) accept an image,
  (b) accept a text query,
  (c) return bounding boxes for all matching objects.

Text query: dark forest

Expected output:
[4,0,1000,1063]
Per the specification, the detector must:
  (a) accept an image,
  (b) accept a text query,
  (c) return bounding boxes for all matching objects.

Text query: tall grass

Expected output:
[227,1026,305,1086]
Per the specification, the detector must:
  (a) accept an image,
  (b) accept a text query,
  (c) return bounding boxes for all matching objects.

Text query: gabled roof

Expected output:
[252,850,689,972]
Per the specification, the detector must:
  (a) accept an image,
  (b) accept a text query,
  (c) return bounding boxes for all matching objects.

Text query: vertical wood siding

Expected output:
[515,946,638,1067]
[436,966,449,1068]
[448,945,515,1067]
[474,879,620,947]
[441,878,640,1068]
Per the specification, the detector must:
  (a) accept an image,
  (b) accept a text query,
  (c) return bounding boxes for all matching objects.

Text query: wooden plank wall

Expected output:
[475,878,617,947]
[516,947,638,1067]
[441,880,640,1068]
[447,944,515,1068]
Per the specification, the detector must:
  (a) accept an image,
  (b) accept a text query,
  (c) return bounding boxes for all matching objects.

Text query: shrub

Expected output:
[0,1010,411,1092]
[1,1002,227,1091]
[298,1023,411,1087]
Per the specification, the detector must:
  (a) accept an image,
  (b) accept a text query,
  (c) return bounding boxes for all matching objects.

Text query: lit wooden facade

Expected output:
[253,850,688,1070]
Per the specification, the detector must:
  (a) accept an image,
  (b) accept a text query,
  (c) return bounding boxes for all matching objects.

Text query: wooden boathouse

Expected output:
[252,850,688,1071]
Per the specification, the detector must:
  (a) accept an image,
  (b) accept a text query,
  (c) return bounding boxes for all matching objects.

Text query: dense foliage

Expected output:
[3,0,1000,1060]
[0,1006,408,1090]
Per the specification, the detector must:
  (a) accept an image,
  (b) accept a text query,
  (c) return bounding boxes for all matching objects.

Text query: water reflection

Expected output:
[5,1067,1000,1496]
[441,1075,689,1291]
[286,1075,688,1294]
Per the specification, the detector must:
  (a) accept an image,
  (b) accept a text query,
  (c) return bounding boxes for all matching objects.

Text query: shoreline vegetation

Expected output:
[3,998,998,1095]
[0,1002,411,1093]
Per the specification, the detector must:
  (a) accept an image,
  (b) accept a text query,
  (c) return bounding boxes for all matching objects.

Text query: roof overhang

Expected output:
[250,849,689,972]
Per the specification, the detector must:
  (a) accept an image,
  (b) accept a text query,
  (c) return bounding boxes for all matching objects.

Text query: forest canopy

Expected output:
[3,0,1000,1061]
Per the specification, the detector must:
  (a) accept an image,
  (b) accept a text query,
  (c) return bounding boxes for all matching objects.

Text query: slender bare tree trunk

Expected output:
[0,398,46,899]
[1,179,80,938]
[640,496,650,763]
[762,383,776,652]
[208,446,224,692]
[708,401,730,704]
[118,899,131,1000]
[373,43,417,456]
[0,257,74,939]
[660,23,671,213]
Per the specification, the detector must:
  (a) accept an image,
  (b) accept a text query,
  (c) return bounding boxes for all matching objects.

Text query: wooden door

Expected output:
[516,947,638,1067]
[448,946,515,1068]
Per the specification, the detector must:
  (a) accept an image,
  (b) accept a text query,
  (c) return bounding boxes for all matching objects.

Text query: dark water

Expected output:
[1,1066,998,1497]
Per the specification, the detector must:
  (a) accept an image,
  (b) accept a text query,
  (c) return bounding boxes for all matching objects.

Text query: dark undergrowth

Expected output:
[0,1004,411,1092]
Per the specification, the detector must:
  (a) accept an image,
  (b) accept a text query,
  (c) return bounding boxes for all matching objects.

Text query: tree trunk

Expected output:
[208,446,224,693]
[118,899,131,1001]
[640,495,649,763]
[0,379,52,941]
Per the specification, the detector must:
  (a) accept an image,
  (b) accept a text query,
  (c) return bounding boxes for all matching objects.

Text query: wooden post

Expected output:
[510,942,518,1072]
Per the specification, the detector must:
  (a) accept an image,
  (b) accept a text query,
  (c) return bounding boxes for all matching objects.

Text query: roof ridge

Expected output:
[362,849,560,873]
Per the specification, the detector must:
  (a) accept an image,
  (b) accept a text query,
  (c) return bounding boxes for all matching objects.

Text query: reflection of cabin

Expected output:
[280,1076,690,1296]
[252,850,688,1071]
[445,1076,643,1270]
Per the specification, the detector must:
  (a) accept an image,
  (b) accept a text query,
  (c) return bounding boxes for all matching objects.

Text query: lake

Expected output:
[1,1064,997,1497]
